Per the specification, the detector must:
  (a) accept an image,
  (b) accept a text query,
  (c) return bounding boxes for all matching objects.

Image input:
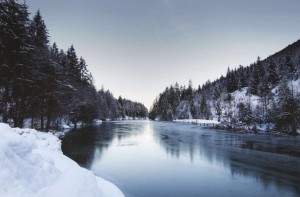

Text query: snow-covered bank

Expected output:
[174,119,220,126]
[0,123,124,197]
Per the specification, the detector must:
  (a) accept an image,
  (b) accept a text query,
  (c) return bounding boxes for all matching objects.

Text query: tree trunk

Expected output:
[31,116,34,129]
[40,98,44,130]
[14,97,25,128]
[13,98,19,128]
[45,96,53,132]
[2,86,9,123]
[45,114,51,131]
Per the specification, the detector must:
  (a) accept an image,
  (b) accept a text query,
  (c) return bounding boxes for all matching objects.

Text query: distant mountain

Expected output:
[149,39,300,135]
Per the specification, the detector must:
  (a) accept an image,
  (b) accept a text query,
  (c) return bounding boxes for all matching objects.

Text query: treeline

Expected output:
[97,88,148,120]
[150,39,300,135]
[0,0,147,130]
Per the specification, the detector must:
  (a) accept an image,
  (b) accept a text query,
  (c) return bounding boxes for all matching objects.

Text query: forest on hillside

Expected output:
[0,0,147,131]
[149,40,300,135]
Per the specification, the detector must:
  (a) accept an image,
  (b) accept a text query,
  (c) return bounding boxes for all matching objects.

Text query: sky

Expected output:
[26,0,300,109]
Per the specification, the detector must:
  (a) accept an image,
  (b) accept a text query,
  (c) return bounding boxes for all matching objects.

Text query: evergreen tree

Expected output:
[276,78,298,134]
[284,56,295,76]
[249,66,260,95]
[237,65,247,90]
[79,57,89,83]
[186,79,193,101]
[267,59,279,85]
[160,95,173,120]
[50,42,59,59]
[29,10,52,130]
[249,57,266,95]
[226,68,237,93]
[212,82,221,100]
[66,45,80,80]
[215,101,222,122]
[173,82,181,112]
[0,0,32,127]
[258,77,271,124]
[190,99,197,118]
[200,94,210,120]
[237,102,252,125]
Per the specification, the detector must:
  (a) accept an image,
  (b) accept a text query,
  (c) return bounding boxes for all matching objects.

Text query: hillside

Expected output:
[149,39,300,135]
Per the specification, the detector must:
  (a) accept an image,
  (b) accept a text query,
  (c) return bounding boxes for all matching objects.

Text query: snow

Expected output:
[176,100,193,119]
[289,78,300,91]
[0,123,124,197]
[93,119,103,124]
[60,124,71,129]
[174,119,220,125]
[115,116,148,121]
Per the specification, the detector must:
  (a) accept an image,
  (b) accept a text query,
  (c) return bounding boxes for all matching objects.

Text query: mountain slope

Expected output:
[149,39,300,135]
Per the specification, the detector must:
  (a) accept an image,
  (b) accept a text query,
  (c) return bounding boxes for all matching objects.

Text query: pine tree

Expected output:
[66,45,80,80]
[50,42,59,58]
[173,82,181,112]
[79,57,89,83]
[237,102,252,126]
[258,77,270,124]
[249,66,260,95]
[200,94,210,120]
[212,82,221,100]
[226,68,237,93]
[29,10,52,130]
[276,78,298,134]
[237,65,247,90]
[249,57,266,96]
[0,0,32,127]
[215,101,222,122]
[267,59,279,85]
[284,56,295,76]
[186,79,193,101]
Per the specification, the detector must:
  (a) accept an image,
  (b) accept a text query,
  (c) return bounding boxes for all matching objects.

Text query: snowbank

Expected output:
[174,119,220,125]
[0,123,124,197]
[60,124,71,129]
[93,119,103,124]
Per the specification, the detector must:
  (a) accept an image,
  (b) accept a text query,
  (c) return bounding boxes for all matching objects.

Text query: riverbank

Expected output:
[173,119,220,126]
[173,119,300,136]
[0,123,124,197]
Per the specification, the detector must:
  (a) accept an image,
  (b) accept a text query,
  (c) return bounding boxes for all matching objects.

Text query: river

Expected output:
[62,120,300,197]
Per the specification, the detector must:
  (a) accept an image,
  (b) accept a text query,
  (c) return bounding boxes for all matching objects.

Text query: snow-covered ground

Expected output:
[174,119,220,125]
[0,123,124,197]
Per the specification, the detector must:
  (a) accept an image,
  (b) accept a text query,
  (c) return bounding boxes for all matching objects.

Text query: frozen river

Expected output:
[62,120,300,197]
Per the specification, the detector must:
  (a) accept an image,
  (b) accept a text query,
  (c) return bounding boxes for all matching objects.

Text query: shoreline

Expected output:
[0,123,125,197]
[172,119,299,136]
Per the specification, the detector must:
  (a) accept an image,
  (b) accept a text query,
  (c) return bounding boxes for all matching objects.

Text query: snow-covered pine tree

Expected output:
[267,59,279,85]
[200,93,210,120]
[276,78,298,134]
[237,65,247,90]
[29,10,53,130]
[79,57,89,83]
[0,0,32,127]
[66,45,81,81]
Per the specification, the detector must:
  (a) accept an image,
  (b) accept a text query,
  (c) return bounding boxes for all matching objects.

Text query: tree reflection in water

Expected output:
[62,121,300,196]
[153,122,300,195]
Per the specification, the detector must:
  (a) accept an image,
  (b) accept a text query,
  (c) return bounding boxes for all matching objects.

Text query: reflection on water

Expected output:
[62,120,300,197]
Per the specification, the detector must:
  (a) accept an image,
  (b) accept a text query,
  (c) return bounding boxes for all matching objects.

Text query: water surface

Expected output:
[62,120,300,197]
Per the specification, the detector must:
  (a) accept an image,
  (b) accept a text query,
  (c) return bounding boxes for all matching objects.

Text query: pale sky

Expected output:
[27,0,300,109]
